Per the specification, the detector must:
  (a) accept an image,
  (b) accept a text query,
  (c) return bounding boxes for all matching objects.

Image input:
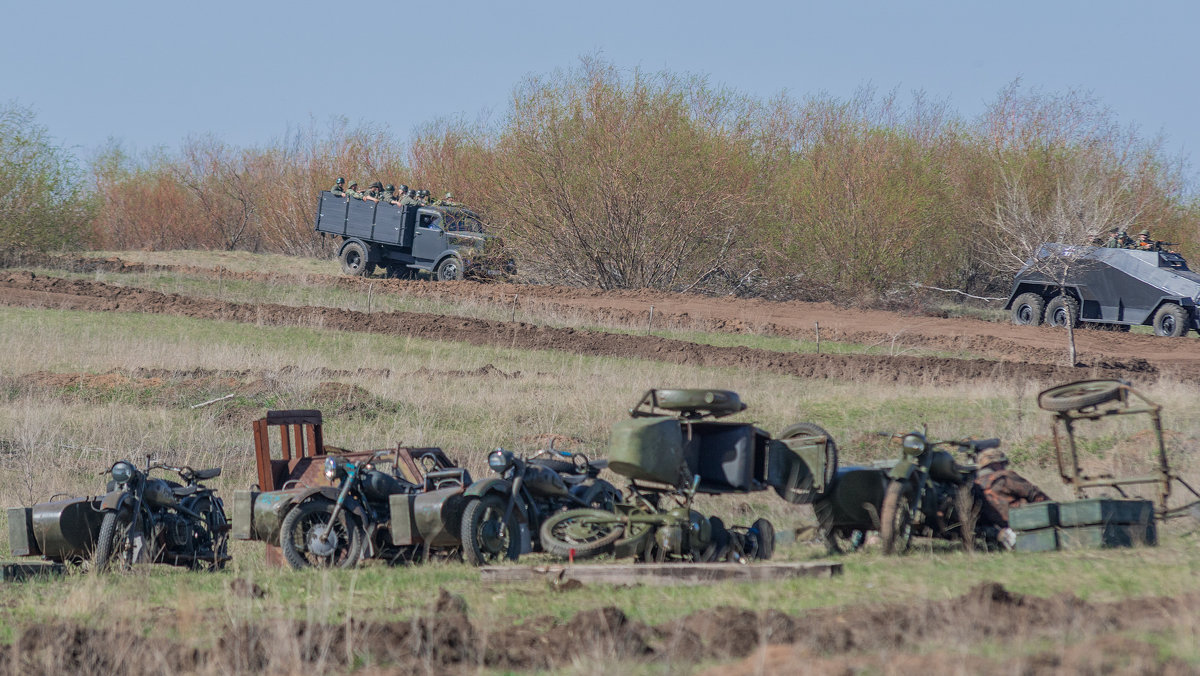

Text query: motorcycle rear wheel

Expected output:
[280,501,363,570]
[880,481,914,555]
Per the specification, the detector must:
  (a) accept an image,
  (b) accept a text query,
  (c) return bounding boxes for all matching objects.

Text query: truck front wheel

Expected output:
[435,256,463,281]
[1011,293,1046,326]
[1153,303,1189,337]
[340,242,374,277]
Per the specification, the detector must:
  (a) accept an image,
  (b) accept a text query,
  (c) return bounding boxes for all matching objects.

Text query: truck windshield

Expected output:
[443,211,485,233]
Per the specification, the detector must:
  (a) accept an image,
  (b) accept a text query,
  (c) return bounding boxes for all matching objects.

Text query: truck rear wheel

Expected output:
[1045,295,1080,329]
[340,242,374,277]
[1153,303,1189,337]
[1010,293,1046,326]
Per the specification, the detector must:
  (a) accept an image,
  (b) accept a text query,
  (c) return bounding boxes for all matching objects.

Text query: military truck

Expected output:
[314,191,512,280]
[1006,244,1200,336]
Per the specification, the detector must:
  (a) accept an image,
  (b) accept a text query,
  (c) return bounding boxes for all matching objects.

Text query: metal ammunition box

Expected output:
[1059,521,1156,549]
[1014,527,1060,553]
[1057,498,1154,527]
[1010,502,1060,531]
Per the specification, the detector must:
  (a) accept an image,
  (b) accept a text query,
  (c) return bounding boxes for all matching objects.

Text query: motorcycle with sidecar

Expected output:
[538,388,837,562]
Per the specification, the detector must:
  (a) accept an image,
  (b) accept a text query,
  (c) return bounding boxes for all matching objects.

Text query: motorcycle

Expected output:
[279,449,470,569]
[94,457,229,572]
[877,429,1001,554]
[459,446,622,566]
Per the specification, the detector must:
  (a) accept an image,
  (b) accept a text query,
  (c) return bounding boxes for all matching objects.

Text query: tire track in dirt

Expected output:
[8,252,1199,369]
[0,271,1177,387]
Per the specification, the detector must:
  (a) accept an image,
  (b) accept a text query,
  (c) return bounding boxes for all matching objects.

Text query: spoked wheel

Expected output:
[280,501,363,570]
[93,508,150,573]
[460,494,521,566]
[880,481,914,555]
[1037,380,1125,412]
[539,509,624,559]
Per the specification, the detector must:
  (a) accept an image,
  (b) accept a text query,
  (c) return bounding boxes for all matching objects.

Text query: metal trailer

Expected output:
[1006,244,1200,336]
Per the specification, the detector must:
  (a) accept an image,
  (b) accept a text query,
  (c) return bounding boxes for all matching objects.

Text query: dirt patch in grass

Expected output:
[0,271,1178,389]
[5,583,1195,675]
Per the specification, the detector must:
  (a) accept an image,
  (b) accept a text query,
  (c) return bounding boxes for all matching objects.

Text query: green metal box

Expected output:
[1059,521,1156,549]
[1058,499,1153,527]
[607,416,686,485]
[1014,527,1059,553]
[1009,502,1059,531]
[232,490,258,541]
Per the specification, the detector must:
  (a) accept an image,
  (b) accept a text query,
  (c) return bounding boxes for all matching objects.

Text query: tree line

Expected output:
[3,58,1196,301]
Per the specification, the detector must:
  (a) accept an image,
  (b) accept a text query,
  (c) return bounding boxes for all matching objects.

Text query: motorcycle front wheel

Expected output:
[880,481,914,555]
[280,501,363,570]
[93,508,150,573]
[539,509,624,559]
[460,494,521,566]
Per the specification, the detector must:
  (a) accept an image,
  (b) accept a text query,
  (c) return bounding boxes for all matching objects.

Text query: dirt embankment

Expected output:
[9,252,1200,370]
[4,584,1194,675]
[0,270,1177,388]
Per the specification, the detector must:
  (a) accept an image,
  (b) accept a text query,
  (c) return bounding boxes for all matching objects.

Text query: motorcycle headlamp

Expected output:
[110,461,135,484]
[488,449,514,473]
[902,433,926,457]
[323,456,346,481]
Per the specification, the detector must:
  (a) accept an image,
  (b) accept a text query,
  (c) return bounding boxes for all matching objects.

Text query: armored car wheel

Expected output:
[1010,293,1046,326]
[880,482,914,555]
[460,494,521,566]
[1045,294,1080,329]
[280,501,363,570]
[340,242,374,277]
[1037,380,1124,412]
[1153,303,1189,337]
[539,509,624,559]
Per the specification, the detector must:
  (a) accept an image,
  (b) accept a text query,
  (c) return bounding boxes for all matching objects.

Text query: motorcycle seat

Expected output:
[172,485,199,497]
[193,468,222,480]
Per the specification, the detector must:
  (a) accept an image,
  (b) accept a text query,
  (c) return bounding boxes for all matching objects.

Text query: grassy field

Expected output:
[2,252,1199,673]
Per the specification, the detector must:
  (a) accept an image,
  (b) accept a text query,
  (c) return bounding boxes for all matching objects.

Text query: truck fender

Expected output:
[99,490,132,513]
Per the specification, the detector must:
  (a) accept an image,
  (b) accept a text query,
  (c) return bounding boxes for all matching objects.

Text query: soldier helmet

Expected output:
[445,192,454,199]
[348,181,358,188]
[978,449,1008,467]
[1138,229,1150,237]
[370,181,384,190]
[385,184,395,192]
[335,177,345,185]
[408,189,416,197]
[399,184,409,193]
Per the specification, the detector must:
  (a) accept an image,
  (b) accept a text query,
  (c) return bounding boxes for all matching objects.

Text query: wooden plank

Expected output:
[480,561,842,586]
[0,562,65,582]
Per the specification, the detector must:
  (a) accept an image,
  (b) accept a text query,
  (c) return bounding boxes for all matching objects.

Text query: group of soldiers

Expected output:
[329,177,461,208]
[1101,228,1173,252]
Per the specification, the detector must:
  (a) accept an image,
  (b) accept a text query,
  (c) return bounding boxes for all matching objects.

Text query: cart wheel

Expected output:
[1038,380,1125,412]
[539,509,623,559]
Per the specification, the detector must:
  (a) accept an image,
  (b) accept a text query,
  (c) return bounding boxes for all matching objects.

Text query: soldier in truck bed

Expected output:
[975,449,1051,525]
[331,177,346,197]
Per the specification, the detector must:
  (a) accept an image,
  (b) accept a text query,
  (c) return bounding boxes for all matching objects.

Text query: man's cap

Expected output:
[978,449,1008,467]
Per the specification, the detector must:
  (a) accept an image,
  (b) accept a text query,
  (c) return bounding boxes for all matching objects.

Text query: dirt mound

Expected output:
[3,272,1188,388]
[6,583,1196,675]
[412,363,522,379]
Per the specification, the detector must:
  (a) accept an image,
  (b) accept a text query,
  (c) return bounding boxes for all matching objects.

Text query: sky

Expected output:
[4,0,1198,184]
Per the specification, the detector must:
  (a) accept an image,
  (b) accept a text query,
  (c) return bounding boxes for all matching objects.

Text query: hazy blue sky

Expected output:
[5,0,1198,182]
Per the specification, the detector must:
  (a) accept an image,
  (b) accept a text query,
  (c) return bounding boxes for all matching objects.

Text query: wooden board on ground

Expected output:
[0,562,65,582]
[480,561,842,586]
